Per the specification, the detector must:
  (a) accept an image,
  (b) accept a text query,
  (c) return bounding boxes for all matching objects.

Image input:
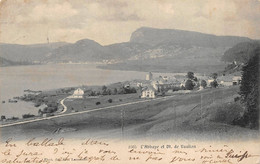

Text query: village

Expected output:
[0,71,242,123]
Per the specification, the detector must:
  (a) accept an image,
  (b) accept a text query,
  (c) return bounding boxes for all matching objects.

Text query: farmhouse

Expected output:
[218,76,233,87]
[141,87,156,98]
[72,88,84,98]
[232,76,242,85]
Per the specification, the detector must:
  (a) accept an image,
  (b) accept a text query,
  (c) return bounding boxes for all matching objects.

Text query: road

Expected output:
[0,95,177,128]
[59,97,68,114]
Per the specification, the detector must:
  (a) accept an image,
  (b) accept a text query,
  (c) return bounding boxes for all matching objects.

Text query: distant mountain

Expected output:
[221,41,260,63]
[45,39,113,62]
[99,27,255,73]
[105,42,150,60]
[0,42,69,62]
[130,27,252,47]
[0,27,257,73]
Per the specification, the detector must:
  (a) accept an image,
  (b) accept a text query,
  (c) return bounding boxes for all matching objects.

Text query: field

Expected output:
[1,86,259,141]
[64,93,141,113]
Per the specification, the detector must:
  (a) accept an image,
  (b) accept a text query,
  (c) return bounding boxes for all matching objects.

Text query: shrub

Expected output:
[172,87,180,92]
[210,80,218,88]
[234,96,240,102]
[22,114,35,119]
[1,115,6,120]
[34,103,41,107]
[185,79,195,90]
[200,80,207,88]
[9,117,19,120]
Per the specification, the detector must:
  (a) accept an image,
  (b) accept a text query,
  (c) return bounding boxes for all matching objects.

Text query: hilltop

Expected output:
[0,27,256,73]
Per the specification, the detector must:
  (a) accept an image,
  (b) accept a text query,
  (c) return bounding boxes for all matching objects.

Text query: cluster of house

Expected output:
[198,75,242,87]
[141,72,181,98]
[70,72,242,100]
[141,72,242,99]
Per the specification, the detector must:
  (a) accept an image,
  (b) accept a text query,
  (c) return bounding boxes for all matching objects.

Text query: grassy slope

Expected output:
[1,86,259,141]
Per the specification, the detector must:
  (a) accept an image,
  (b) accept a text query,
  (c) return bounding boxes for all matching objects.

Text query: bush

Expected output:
[234,96,240,102]
[8,117,19,120]
[200,80,207,88]
[210,80,218,88]
[96,102,101,105]
[22,114,35,119]
[239,50,259,129]
[34,103,41,107]
[43,106,57,113]
[1,115,6,120]
[108,99,113,103]
[172,87,180,92]
[185,79,195,90]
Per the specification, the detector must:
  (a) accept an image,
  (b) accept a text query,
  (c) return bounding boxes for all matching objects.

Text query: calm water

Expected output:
[0,64,183,118]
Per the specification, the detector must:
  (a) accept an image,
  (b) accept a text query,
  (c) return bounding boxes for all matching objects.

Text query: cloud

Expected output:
[0,0,259,45]
[16,1,78,23]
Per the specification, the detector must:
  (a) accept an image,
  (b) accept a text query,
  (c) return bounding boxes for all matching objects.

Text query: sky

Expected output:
[0,0,259,45]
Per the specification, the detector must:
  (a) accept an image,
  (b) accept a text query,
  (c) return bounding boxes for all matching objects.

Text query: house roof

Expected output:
[218,76,233,82]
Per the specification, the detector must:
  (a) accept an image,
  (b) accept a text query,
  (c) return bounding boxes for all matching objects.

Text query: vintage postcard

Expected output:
[0,0,259,163]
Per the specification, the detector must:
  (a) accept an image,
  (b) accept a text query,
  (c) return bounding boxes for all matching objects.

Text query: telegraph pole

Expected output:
[121,109,125,139]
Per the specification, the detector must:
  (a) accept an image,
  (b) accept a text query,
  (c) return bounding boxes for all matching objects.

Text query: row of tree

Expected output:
[89,85,137,96]
[238,47,259,129]
[184,72,218,90]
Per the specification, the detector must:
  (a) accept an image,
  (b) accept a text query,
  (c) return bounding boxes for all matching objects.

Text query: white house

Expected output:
[232,76,242,85]
[72,88,84,98]
[218,76,233,87]
[141,87,156,98]
[180,79,186,88]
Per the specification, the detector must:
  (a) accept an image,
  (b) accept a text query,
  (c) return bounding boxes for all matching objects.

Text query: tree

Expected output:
[90,90,96,96]
[185,79,195,90]
[130,87,137,93]
[113,88,118,95]
[38,109,42,115]
[239,48,259,129]
[211,73,218,80]
[187,72,194,79]
[1,115,6,120]
[107,89,112,95]
[102,85,107,95]
[102,85,107,91]
[210,80,218,88]
[200,80,207,88]
[118,87,126,94]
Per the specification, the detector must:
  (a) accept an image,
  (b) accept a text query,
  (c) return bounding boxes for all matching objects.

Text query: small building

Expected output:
[141,87,156,98]
[180,79,186,88]
[218,76,233,87]
[232,76,242,85]
[207,79,214,85]
[146,72,153,81]
[72,88,84,98]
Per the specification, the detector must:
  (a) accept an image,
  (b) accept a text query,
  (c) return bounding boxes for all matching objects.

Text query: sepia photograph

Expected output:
[0,0,259,163]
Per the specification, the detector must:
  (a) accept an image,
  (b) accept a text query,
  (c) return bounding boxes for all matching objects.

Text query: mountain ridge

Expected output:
[0,27,257,72]
[130,27,252,47]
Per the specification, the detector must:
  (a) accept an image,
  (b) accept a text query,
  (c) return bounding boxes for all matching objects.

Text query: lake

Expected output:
[0,64,184,118]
